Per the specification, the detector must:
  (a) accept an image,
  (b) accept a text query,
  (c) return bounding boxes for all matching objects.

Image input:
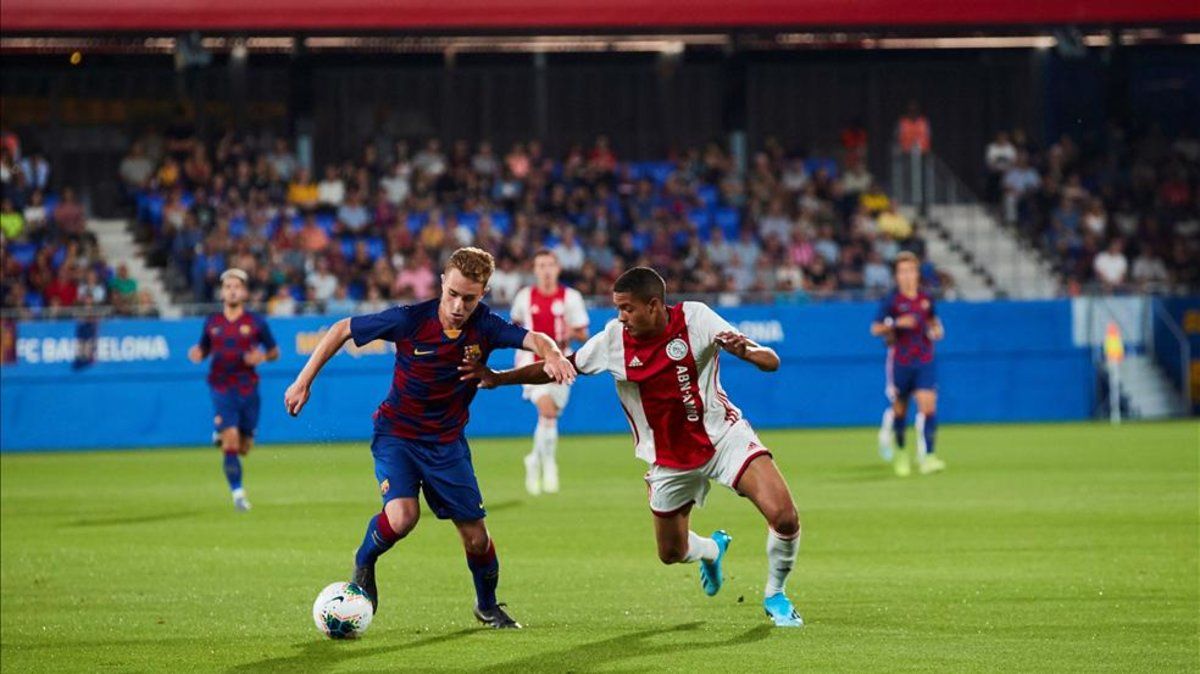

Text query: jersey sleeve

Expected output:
[569,326,611,375]
[255,315,278,350]
[509,287,529,327]
[927,295,938,318]
[565,289,590,328]
[350,305,411,346]
[874,293,894,322]
[198,317,212,354]
[686,302,737,344]
[480,308,530,350]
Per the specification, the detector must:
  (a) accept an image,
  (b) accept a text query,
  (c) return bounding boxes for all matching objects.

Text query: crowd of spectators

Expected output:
[1,128,154,317]
[120,121,935,315]
[986,122,1199,294]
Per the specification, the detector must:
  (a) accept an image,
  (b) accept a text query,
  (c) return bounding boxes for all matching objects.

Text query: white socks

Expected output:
[765,528,800,597]
[682,531,719,563]
[881,407,894,436]
[915,412,927,460]
[532,417,558,462]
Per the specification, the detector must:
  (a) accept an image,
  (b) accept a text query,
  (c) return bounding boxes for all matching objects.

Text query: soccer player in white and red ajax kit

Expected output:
[508,249,590,495]
[462,267,804,627]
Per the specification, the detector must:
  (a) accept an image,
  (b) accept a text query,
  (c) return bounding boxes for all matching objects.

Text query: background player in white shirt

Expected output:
[508,249,590,495]
[463,267,804,628]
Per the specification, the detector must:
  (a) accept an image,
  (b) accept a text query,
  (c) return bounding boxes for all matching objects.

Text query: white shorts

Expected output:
[522,382,571,410]
[644,420,772,517]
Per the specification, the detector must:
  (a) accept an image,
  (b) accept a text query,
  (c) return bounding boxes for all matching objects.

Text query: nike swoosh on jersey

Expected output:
[414,348,435,356]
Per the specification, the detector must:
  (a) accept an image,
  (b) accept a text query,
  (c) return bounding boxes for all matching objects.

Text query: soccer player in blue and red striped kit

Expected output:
[870,251,947,477]
[188,268,279,511]
[284,247,574,629]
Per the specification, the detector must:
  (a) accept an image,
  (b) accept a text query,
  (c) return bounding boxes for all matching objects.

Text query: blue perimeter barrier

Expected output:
[0,299,1093,452]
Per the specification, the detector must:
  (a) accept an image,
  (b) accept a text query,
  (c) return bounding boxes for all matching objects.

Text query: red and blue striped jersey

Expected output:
[200,311,276,394]
[875,289,937,366]
[350,299,529,442]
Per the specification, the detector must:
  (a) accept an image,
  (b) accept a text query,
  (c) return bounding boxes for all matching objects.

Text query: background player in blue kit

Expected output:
[870,252,947,477]
[283,247,574,629]
[188,268,279,511]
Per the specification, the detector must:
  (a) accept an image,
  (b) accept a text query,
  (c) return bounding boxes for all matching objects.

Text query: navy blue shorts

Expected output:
[212,388,260,435]
[887,361,937,400]
[371,434,487,522]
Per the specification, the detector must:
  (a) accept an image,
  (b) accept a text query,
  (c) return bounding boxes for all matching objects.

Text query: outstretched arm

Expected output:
[459,359,560,389]
[284,318,352,416]
[715,331,780,372]
[522,330,576,385]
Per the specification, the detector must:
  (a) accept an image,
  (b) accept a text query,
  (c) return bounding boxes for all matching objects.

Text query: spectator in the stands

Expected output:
[268,284,298,316]
[0,198,23,241]
[878,204,913,241]
[317,164,345,210]
[44,265,78,308]
[860,182,890,216]
[1093,238,1128,291]
[108,263,139,311]
[306,256,338,303]
[77,268,107,305]
[52,188,86,240]
[553,227,585,276]
[897,101,931,155]
[394,249,436,300]
[120,142,156,193]
[413,138,447,177]
[268,138,298,182]
[840,118,868,166]
[287,167,319,210]
[488,255,523,304]
[336,188,371,236]
[1131,247,1170,292]
[20,148,50,193]
[985,131,1018,202]
[863,251,891,291]
[1002,152,1040,224]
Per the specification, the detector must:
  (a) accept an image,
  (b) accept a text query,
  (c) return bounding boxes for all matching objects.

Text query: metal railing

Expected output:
[1149,297,1192,410]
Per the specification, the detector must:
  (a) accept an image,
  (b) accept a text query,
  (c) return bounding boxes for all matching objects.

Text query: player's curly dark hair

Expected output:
[447,247,495,285]
[613,267,666,302]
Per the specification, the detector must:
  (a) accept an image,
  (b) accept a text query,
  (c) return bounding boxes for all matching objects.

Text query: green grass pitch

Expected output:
[2,421,1197,672]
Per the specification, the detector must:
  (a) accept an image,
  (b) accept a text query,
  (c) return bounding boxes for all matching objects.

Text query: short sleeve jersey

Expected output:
[350,298,529,442]
[200,311,276,394]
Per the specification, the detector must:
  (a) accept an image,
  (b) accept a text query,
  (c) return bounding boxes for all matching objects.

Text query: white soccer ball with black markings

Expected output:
[312,582,374,639]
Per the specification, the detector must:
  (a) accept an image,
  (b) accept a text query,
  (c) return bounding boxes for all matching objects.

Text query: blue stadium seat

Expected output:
[10,243,36,268]
[41,194,59,213]
[51,247,67,269]
[315,213,336,235]
[348,280,366,300]
[697,185,719,209]
[687,208,711,231]
[228,216,248,238]
[367,237,385,260]
[457,212,481,233]
[489,211,511,234]
[804,157,839,179]
[648,162,676,185]
[713,207,741,238]
[138,193,164,226]
[406,212,428,234]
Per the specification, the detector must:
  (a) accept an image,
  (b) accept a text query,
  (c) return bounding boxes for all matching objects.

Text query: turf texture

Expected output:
[1,421,1197,672]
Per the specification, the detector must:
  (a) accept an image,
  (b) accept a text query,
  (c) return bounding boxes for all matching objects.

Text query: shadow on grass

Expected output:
[228,628,478,673]
[487,621,773,673]
[819,465,895,483]
[69,511,201,528]
[484,499,524,514]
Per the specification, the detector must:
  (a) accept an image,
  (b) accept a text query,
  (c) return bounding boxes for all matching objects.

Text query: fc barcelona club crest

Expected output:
[464,344,482,362]
[380,479,390,495]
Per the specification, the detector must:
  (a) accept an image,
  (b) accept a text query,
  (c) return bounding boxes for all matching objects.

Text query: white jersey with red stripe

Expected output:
[571,301,743,470]
[510,284,589,368]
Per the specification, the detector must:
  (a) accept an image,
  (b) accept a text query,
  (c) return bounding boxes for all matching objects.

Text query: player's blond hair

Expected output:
[446,247,495,285]
[894,251,920,271]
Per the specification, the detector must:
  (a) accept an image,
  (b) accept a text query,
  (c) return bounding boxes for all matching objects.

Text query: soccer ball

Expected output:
[312,582,374,639]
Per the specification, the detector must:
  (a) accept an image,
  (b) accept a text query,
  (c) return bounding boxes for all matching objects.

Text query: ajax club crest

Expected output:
[665,338,689,361]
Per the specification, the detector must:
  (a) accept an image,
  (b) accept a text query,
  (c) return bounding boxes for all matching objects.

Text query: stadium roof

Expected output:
[2,0,1198,33]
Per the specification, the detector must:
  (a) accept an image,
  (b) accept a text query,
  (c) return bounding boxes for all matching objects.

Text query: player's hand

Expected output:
[243,349,266,366]
[542,353,576,385]
[187,345,204,363]
[458,359,500,389]
[715,331,751,358]
[895,315,918,329]
[284,381,310,416]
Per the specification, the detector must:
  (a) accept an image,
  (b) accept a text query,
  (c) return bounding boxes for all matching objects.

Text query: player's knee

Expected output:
[656,542,687,565]
[770,506,800,537]
[383,508,419,538]
[462,530,491,556]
